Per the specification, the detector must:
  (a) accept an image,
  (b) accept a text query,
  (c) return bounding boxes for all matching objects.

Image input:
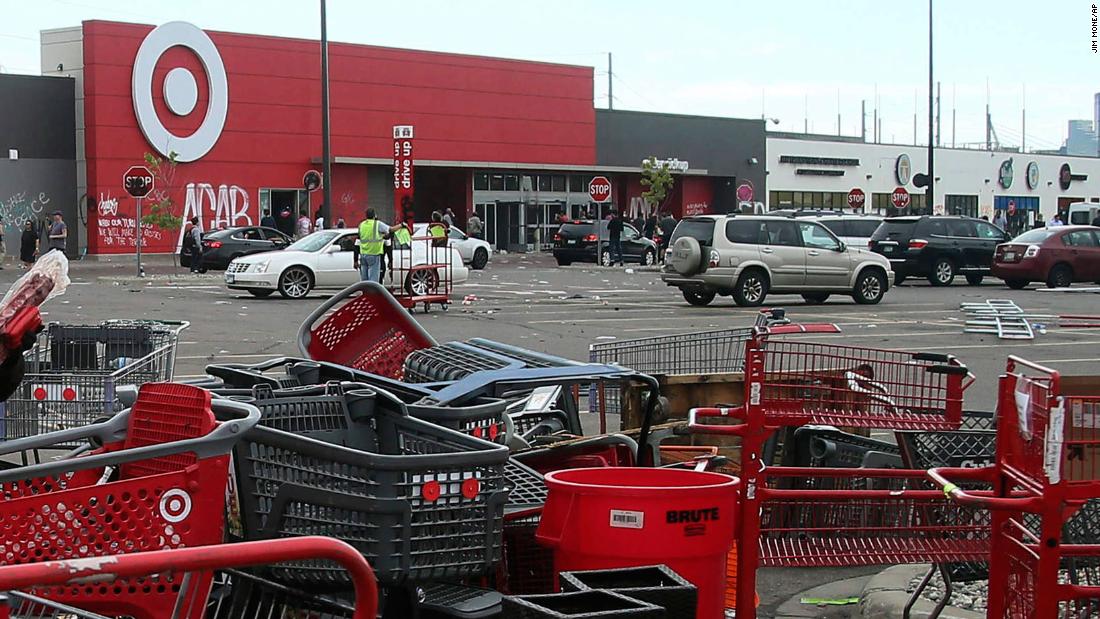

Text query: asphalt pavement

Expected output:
[9,253,1100,617]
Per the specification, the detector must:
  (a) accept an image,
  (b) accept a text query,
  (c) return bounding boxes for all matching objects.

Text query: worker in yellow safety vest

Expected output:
[353,208,389,283]
[428,211,448,248]
[383,219,414,281]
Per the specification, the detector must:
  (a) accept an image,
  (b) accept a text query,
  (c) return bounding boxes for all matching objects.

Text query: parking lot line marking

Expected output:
[178,353,287,360]
[1034,358,1100,364]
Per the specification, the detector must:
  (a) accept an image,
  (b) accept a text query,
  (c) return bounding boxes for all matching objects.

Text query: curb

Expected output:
[97,275,223,285]
[859,565,983,619]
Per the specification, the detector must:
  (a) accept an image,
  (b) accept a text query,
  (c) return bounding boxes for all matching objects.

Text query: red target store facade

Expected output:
[40,20,765,255]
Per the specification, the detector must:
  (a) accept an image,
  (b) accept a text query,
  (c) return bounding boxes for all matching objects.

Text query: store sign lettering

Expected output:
[684,202,709,216]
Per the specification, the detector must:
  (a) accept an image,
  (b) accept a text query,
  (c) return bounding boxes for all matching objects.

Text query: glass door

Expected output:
[475,203,497,249]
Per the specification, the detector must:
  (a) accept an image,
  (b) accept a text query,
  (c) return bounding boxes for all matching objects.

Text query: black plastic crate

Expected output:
[780,425,900,468]
[228,400,509,587]
[502,590,664,619]
[559,565,696,619]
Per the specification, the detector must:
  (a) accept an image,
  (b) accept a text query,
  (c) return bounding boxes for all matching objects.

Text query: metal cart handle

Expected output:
[0,536,378,619]
[687,407,750,437]
[927,466,1045,511]
[0,399,260,484]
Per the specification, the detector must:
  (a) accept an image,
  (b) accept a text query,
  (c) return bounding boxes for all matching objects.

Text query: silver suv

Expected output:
[661,215,894,306]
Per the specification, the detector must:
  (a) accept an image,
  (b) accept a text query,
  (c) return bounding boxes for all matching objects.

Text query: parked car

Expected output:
[224,228,468,299]
[992,226,1100,289]
[1067,201,1100,226]
[411,223,491,269]
[660,215,893,307]
[552,220,659,266]
[181,226,292,270]
[812,215,883,249]
[868,216,1009,286]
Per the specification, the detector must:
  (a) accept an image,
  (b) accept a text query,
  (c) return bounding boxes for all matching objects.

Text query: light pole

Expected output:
[926,0,934,214]
[320,0,333,227]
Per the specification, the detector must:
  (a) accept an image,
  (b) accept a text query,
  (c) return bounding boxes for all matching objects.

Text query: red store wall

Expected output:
[82,20,596,254]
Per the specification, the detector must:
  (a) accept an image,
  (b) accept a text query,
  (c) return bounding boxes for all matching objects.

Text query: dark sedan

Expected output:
[552,220,659,266]
[182,226,292,271]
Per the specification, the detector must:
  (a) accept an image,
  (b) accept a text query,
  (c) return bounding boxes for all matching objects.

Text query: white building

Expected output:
[766,134,1100,230]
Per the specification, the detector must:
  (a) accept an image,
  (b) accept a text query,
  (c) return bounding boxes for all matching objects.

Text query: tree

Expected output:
[640,156,676,213]
[140,151,183,232]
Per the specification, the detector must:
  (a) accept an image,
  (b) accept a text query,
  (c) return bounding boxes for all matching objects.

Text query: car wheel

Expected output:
[641,248,657,266]
[682,290,716,306]
[1046,264,1073,289]
[801,293,830,304]
[406,269,439,296]
[555,258,572,266]
[600,250,612,267]
[1005,279,1029,290]
[277,267,313,299]
[247,289,275,298]
[928,258,956,286]
[733,269,769,307]
[471,248,489,270]
[965,273,984,285]
[853,269,887,305]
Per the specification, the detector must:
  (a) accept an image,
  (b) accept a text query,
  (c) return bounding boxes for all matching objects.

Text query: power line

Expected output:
[609,71,657,109]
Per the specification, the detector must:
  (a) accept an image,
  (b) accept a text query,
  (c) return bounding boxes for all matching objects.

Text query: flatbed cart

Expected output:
[388,233,452,313]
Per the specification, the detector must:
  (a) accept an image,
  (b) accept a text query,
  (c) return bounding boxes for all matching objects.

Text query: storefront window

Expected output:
[536,175,552,192]
[945,194,978,217]
[504,174,519,191]
[489,174,505,191]
[570,175,589,193]
[551,175,566,192]
[474,173,489,191]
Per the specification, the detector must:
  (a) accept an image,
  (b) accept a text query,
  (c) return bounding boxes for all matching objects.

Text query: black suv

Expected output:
[552,220,659,266]
[869,216,1010,286]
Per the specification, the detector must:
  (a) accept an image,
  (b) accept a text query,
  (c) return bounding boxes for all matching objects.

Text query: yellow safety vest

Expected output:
[428,223,446,239]
[393,226,412,246]
[358,219,383,255]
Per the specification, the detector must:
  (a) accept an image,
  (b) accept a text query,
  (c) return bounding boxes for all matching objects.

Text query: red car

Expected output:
[992,225,1100,289]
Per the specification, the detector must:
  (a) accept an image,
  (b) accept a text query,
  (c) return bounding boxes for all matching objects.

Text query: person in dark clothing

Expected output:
[185,217,204,273]
[276,207,295,237]
[658,211,678,258]
[643,213,657,240]
[1091,213,1100,228]
[19,221,36,269]
[632,214,645,234]
[607,209,624,266]
[260,210,276,230]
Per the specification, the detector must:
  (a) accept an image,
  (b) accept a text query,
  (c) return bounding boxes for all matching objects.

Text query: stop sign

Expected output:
[588,176,612,203]
[846,188,866,210]
[123,165,155,198]
[891,187,911,209]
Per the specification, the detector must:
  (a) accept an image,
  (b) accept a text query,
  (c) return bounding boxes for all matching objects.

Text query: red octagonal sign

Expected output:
[588,176,612,203]
[891,187,911,209]
[123,165,155,199]
[846,188,866,209]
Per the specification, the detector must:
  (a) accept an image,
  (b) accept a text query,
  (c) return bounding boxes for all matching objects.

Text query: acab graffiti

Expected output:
[96,182,253,252]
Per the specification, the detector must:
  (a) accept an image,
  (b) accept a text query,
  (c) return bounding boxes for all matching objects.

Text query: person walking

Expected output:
[314,208,325,232]
[607,209,624,267]
[443,207,456,228]
[1091,211,1100,227]
[19,221,36,269]
[296,212,312,238]
[1048,212,1065,228]
[643,212,657,240]
[184,217,204,273]
[353,208,388,283]
[658,210,678,259]
[335,217,347,228]
[428,211,448,247]
[993,210,1007,231]
[260,210,276,230]
[468,212,484,240]
[47,211,67,255]
[276,206,295,237]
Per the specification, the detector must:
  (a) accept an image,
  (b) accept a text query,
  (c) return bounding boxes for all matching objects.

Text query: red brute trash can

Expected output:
[536,467,740,619]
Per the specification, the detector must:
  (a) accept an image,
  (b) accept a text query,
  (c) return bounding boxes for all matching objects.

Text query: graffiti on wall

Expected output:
[683,202,709,217]
[1,190,52,234]
[95,182,253,252]
[96,189,163,248]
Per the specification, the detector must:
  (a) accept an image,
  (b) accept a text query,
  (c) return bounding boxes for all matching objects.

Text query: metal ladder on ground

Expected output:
[961,300,1035,340]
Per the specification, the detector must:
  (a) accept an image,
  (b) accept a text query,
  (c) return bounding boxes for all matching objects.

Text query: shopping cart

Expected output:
[388,233,453,313]
[0,537,378,619]
[0,382,258,619]
[298,281,436,379]
[928,356,1100,618]
[0,320,188,444]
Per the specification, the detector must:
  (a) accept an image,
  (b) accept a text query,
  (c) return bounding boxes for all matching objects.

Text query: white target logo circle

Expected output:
[132,21,228,163]
[159,488,193,523]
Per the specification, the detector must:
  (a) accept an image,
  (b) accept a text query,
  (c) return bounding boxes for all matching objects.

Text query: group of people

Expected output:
[0,212,68,270]
[353,207,455,284]
[600,208,678,267]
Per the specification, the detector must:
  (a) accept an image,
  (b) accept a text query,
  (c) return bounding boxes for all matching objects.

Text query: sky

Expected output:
[0,0,1095,152]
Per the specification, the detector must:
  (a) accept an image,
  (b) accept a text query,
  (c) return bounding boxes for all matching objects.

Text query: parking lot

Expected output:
[19,253,1100,414]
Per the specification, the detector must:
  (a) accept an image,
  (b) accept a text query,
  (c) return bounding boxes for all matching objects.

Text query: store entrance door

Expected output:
[269,189,300,237]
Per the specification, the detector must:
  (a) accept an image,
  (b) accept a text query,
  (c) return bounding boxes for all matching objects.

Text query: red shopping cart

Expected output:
[0,537,378,619]
[298,281,436,379]
[687,325,977,619]
[0,383,259,619]
[929,356,1100,618]
[387,233,454,313]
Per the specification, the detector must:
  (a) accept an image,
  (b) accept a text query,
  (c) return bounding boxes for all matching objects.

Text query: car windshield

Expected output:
[1011,228,1058,243]
[286,230,340,252]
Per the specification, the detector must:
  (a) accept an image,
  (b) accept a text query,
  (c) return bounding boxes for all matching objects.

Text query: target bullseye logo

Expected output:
[132,21,228,163]
[159,488,193,523]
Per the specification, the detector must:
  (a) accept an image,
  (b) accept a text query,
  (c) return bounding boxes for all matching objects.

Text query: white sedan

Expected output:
[225,229,469,299]
[412,224,491,269]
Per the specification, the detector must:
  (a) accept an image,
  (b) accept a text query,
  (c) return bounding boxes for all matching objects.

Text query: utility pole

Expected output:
[607,52,613,110]
[861,99,866,142]
[952,83,956,148]
[1022,84,1027,152]
[320,0,332,227]
[804,95,808,133]
[935,81,941,146]
[873,84,879,143]
[927,0,934,213]
[837,89,841,136]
